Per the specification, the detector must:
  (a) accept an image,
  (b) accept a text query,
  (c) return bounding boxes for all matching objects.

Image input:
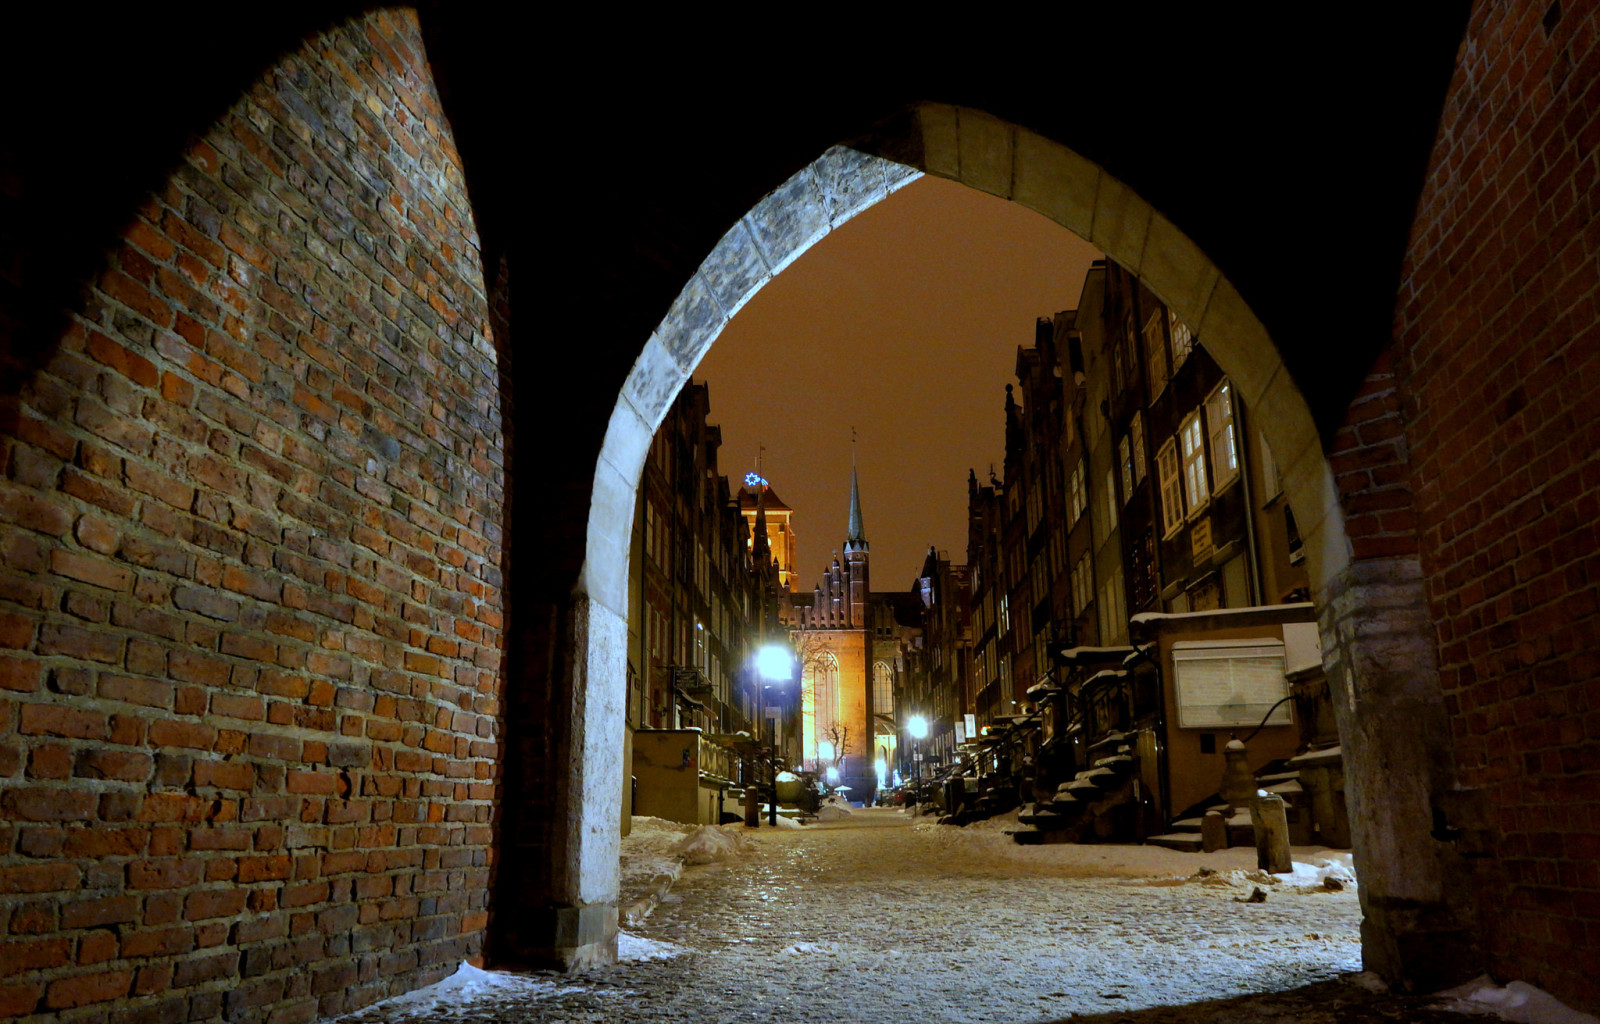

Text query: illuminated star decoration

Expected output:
[745,472,768,487]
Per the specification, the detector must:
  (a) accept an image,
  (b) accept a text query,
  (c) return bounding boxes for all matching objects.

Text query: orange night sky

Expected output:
[694,174,1102,594]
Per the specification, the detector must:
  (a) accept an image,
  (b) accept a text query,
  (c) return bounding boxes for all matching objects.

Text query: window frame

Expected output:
[1179,411,1209,516]
[1206,379,1240,494]
[1157,437,1185,538]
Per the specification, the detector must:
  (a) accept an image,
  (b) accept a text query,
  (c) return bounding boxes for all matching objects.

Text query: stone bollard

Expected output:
[1250,792,1293,873]
[1220,736,1256,811]
[1201,809,1228,852]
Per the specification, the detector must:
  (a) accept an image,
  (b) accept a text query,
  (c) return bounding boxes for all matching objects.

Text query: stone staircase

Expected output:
[1008,745,1139,845]
[1145,756,1327,852]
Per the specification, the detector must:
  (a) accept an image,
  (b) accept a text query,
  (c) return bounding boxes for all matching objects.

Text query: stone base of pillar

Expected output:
[1319,555,1482,993]
[491,903,619,971]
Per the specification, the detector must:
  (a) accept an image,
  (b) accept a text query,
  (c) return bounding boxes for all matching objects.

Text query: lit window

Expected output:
[1068,460,1087,525]
[1206,380,1239,492]
[1170,310,1195,365]
[1157,438,1184,537]
[1179,411,1208,513]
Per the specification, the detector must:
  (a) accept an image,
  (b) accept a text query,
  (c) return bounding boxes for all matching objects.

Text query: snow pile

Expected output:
[1275,854,1357,890]
[618,931,687,962]
[670,824,752,865]
[765,811,803,829]
[331,962,572,1020]
[776,770,801,782]
[817,794,855,821]
[1433,976,1600,1024]
[621,816,694,886]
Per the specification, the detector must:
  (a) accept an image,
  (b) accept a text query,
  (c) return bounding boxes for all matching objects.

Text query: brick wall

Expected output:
[1395,0,1600,1007]
[0,10,504,1022]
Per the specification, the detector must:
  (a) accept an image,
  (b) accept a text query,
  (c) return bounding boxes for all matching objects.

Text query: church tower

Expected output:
[844,460,869,626]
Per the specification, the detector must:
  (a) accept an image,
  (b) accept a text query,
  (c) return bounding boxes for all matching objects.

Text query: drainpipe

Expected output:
[1235,398,1265,605]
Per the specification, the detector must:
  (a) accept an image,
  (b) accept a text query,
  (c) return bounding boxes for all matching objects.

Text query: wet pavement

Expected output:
[328,810,1489,1023]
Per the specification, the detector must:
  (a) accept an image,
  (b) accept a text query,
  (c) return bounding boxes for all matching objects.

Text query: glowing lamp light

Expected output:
[907,715,929,740]
[817,740,836,761]
[826,766,840,784]
[755,645,792,682]
[874,758,887,789]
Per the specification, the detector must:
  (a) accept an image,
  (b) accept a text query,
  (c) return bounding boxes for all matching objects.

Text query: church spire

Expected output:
[844,431,868,555]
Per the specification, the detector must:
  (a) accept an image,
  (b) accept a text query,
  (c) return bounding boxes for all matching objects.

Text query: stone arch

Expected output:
[568,102,1459,987]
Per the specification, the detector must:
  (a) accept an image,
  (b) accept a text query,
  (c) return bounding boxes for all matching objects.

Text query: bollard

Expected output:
[1201,809,1228,852]
[1250,792,1293,873]
[1220,737,1256,811]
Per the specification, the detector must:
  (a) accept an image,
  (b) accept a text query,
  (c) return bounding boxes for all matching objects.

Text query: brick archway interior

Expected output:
[579,104,1462,985]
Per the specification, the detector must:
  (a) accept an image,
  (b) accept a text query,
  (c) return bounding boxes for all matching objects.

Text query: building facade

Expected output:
[789,466,923,798]
[626,382,789,824]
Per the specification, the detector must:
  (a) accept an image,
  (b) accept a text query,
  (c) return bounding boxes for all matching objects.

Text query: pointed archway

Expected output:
[532,102,1462,990]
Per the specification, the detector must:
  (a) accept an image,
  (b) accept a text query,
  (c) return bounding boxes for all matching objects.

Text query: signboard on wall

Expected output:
[1172,639,1292,729]
[1190,516,1213,562]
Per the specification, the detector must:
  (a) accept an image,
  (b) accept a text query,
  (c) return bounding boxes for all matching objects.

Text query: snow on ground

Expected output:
[1434,977,1600,1024]
[320,811,1566,1024]
[521,807,1372,1023]
[326,962,582,1021]
[669,823,752,864]
[618,931,687,962]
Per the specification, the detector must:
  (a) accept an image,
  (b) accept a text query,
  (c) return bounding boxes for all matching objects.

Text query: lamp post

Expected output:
[756,644,793,827]
[907,714,929,816]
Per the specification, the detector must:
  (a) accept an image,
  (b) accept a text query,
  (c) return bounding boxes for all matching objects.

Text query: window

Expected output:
[1067,460,1087,525]
[1144,311,1168,397]
[1119,435,1134,504]
[1097,566,1126,644]
[1172,639,1292,729]
[1071,554,1093,616]
[998,593,1010,637]
[1206,380,1239,492]
[873,661,894,716]
[1131,412,1148,484]
[1179,411,1208,513]
[1169,309,1195,365]
[1157,438,1184,537]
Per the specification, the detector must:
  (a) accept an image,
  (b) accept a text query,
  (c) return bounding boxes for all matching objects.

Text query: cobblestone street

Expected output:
[331,810,1488,1023]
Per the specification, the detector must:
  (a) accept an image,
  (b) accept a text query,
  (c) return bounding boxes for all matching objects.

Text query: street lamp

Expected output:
[907,714,929,816]
[756,644,793,827]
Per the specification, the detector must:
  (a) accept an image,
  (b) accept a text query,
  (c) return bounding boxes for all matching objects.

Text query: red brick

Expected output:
[84,330,158,387]
[61,895,138,929]
[2,788,98,822]
[0,981,42,1017]
[0,937,72,977]
[0,656,42,693]
[45,968,133,1010]
[127,858,203,890]
[18,704,107,740]
[0,863,80,895]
